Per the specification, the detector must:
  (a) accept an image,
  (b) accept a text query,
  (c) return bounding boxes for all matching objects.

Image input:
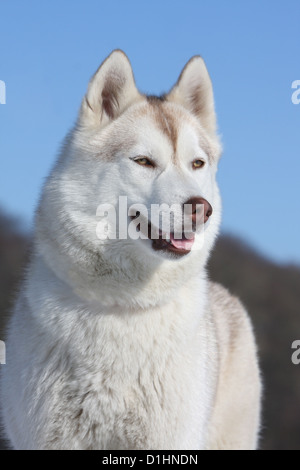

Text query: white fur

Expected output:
[0,51,261,450]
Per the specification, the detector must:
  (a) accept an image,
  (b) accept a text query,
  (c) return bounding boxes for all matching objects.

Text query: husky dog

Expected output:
[0,51,261,450]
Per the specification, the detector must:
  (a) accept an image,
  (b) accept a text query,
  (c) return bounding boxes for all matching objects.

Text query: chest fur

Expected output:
[53,304,217,449]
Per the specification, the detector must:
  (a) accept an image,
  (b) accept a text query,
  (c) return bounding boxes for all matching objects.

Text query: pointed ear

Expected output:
[167,56,217,136]
[79,50,142,127]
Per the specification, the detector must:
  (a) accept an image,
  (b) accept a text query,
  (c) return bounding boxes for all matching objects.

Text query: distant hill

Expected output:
[0,212,299,450]
[0,213,29,337]
[209,236,300,450]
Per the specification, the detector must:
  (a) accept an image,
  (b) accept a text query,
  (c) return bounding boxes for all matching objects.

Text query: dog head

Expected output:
[36,50,222,308]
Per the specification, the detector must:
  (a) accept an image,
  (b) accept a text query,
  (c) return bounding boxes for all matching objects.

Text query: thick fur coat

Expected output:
[0,51,261,450]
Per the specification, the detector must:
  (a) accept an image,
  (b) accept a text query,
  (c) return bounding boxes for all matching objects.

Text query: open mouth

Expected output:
[130,214,195,257]
[152,232,195,256]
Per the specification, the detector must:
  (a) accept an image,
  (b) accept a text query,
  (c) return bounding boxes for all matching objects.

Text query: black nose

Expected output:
[184,197,213,224]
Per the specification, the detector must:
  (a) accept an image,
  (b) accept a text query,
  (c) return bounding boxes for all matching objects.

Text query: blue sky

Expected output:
[0,0,299,264]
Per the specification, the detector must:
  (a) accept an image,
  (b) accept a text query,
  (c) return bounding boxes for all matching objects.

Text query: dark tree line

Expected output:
[0,211,299,450]
[209,236,300,450]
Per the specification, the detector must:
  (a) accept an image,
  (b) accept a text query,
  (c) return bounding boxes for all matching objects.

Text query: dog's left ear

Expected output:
[79,50,142,127]
[167,56,217,136]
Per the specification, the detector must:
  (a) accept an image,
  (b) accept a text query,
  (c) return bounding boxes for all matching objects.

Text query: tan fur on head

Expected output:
[80,51,217,137]
[78,50,221,162]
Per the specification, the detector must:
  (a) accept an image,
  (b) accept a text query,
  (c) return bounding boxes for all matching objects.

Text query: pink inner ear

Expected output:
[102,90,117,120]
[189,83,206,117]
[101,74,125,120]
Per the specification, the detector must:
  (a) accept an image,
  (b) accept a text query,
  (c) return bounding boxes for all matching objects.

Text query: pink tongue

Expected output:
[169,233,195,251]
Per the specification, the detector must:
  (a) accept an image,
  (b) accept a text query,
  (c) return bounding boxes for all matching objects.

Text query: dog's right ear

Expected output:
[79,50,142,127]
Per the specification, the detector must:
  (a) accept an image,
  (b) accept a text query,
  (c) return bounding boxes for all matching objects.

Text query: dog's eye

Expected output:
[192,159,205,170]
[134,157,155,168]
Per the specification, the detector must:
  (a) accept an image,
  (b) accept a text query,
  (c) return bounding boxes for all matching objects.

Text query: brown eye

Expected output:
[134,157,155,168]
[192,159,205,170]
